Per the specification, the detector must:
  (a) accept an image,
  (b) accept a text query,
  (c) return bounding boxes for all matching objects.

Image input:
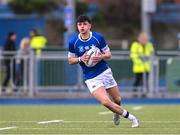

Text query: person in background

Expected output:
[29,29,47,85]
[2,32,17,92]
[15,37,31,89]
[130,32,154,97]
[30,29,47,57]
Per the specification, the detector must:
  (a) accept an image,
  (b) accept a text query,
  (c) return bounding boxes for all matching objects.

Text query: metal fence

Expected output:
[0,50,180,98]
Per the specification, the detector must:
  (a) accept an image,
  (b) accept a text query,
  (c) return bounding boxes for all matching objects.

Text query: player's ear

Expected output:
[89,23,92,29]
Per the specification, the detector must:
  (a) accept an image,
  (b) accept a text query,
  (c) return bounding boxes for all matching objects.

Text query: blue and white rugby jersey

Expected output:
[68,32,110,80]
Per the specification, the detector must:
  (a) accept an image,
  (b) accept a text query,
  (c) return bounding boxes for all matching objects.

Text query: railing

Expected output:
[0,50,180,98]
[0,50,31,96]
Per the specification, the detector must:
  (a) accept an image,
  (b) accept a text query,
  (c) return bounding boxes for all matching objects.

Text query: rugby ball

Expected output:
[85,47,101,67]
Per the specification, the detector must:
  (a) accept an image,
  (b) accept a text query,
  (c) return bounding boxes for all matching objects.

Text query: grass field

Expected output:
[0,105,180,134]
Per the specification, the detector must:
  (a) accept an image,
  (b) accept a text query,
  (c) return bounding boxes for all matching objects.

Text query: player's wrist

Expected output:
[78,57,82,63]
[101,54,104,60]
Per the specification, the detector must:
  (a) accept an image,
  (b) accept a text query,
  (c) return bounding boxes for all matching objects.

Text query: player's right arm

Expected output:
[68,37,89,65]
[68,52,89,65]
[68,39,79,65]
[68,56,79,65]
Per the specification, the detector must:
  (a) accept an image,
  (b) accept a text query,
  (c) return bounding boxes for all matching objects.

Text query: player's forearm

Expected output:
[68,57,79,64]
[102,51,112,60]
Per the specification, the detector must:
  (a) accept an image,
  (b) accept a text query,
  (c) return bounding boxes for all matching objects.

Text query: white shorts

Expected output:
[85,68,117,93]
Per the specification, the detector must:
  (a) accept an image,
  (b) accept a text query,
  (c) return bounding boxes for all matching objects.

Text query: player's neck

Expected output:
[80,32,90,41]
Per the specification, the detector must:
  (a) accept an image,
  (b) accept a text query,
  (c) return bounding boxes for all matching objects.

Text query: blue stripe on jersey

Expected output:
[68,32,109,80]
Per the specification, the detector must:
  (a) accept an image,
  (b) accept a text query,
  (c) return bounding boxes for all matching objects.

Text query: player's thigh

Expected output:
[103,68,117,90]
[92,86,111,104]
[107,86,121,102]
[85,78,104,93]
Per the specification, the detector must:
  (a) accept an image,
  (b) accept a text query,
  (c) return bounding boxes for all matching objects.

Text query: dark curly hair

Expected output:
[76,15,91,24]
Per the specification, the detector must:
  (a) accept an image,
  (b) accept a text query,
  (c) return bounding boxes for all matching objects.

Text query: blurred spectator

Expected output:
[30,29,47,57]
[2,32,17,92]
[130,32,154,97]
[30,29,47,85]
[15,37,31,89]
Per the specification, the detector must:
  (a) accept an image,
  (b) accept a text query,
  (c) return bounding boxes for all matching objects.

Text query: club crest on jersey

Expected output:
[78,46,84,52]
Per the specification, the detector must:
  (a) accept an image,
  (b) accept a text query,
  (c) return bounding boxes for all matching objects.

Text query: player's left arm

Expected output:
[101,51,112,59]
[92,50,111,63]
[92,34,112,62]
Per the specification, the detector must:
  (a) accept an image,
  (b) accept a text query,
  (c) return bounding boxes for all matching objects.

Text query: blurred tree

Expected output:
[99,0,140,26]
[46,19,67,46]
[96,0,140,39]
[76,1,106,27]
[8,0,57,14]
[76,1,89,17]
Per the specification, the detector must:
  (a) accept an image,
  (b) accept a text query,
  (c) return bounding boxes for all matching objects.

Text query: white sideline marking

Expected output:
[65,121,112,123]
[0,126,17,131]
[132,106,144,110]
[37,120,63,124]
[98,111,113,115]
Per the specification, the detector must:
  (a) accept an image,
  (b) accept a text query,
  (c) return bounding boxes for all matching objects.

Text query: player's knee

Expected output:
[101,98,112,106]
[114,96,121,103]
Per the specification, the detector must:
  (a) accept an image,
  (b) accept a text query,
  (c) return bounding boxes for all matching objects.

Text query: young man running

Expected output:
[68,15,139,128]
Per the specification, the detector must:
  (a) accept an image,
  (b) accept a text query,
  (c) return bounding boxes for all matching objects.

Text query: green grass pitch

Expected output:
[0,105,180,134]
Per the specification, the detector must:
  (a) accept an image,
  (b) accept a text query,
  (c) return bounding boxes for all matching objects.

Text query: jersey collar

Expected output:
[78,32,92,42]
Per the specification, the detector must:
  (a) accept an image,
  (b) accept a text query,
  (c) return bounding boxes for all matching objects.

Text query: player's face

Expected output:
[77,21,91,34]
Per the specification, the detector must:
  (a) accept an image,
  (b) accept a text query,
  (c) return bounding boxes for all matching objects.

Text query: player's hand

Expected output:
[81,52,89,63]
[92,53,103,63]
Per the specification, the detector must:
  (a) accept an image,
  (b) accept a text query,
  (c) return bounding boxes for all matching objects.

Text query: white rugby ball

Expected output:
[85,47,101,67]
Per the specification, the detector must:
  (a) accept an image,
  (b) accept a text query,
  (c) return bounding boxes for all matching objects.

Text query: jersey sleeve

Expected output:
[99,34,110,53]
[68,40,76,58]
